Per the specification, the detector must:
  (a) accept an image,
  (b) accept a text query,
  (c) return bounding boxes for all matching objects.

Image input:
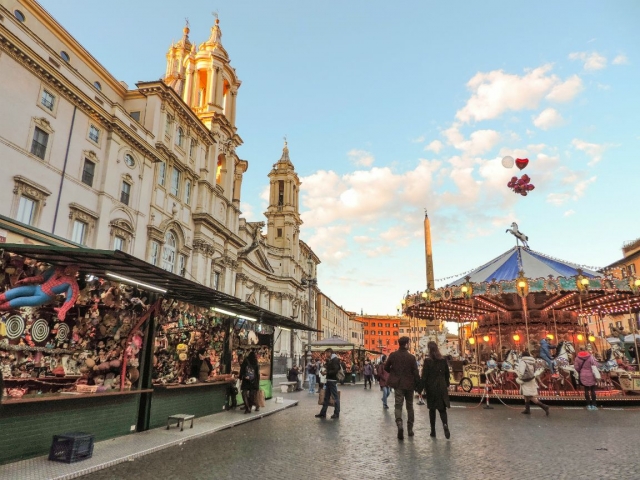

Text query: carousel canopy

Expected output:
[449,246,601,286]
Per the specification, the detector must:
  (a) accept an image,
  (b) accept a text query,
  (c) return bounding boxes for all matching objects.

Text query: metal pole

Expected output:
[629,298,639,370]
[523,298,530,351]
[497,310,503,361]
[552,308,559,344]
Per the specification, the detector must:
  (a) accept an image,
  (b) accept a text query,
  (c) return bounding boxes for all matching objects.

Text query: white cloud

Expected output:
[424,140,443,153]
[241,202,256,220]
[546,75,583,102]
[572,176,597,198]
[571,139,609,165]
[564,210,575,217]
[347,149,375,167]
[442,125,500,156]
[305,225,352,265]
[612,54,629,65]
[456,65,562,123]
[568,51,607,71]
[411,135,426,143]
[533,108,564,130]
[547,193,571,206]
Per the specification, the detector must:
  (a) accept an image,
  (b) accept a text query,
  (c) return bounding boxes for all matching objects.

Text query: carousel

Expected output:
[404,227,640,405]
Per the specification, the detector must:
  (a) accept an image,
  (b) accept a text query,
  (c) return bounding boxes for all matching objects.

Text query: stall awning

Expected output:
[0,244,315,331]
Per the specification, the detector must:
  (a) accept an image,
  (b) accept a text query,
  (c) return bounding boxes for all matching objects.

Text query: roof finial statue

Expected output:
[506,222,529,249]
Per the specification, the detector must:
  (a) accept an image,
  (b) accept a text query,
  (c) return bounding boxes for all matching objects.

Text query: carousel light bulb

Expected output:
[518,281,526,288]
[513,334,520,342]
[577,334,584,341]
[461,286,468,293]
[546,334,554,340]
[635,279,640,287]
[581,278,589,286]
[588,335,596,342]
[468,337,475,345]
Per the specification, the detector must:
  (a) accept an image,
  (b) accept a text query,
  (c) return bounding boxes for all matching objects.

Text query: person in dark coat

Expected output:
[316,348,341,419]
[240,351,260,414]
[384,336,419,440]
[422,341,451,439]
[377,355,390,409]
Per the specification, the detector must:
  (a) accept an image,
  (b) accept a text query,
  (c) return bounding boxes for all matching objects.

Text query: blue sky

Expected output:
[40,1,640,315]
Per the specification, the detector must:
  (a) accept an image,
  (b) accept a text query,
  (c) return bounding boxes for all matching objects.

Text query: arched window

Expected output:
[176,127,184,148]
[162,231,177,272]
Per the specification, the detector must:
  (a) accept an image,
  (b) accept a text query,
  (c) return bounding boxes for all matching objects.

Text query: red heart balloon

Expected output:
[515,158,529,170]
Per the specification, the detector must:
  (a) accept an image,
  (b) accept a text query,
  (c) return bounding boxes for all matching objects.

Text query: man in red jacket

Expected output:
[384,337,419,440]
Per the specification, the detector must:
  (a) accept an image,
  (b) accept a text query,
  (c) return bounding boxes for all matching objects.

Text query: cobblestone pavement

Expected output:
[81,384,640,480]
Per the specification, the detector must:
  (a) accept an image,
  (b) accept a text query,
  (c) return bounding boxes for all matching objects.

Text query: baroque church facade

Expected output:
[0,0,318,368]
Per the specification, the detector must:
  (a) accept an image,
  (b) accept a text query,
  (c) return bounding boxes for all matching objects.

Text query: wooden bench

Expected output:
[279,381,297,393]
[167,414,195,432]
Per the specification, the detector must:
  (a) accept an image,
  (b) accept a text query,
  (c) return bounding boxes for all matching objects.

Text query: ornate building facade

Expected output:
[0,0,319,367]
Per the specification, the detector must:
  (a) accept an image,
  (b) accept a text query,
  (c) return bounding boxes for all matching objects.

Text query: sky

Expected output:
[39,1,640,316]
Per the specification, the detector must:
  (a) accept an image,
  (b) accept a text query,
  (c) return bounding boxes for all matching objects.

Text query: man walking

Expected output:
[385,337,419,440]
[306,360,317,394]
[363,359,374,389]
[315,348,341,419]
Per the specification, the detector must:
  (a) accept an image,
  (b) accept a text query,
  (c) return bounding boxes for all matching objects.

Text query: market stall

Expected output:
[0,244,312,464]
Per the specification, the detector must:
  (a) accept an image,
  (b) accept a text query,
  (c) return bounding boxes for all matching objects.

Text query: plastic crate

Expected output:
[48,432,94,463]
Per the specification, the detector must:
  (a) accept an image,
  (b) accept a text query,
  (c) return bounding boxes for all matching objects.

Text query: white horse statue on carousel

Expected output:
[506,222,529,248]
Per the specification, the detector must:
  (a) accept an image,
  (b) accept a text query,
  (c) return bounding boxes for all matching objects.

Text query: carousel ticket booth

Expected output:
[0,244,311,465]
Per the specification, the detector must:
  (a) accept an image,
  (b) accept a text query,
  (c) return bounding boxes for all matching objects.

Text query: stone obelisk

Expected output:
[424,210,435,291]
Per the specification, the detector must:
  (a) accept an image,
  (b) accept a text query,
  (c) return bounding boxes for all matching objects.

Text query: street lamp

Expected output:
[301,260,317,371]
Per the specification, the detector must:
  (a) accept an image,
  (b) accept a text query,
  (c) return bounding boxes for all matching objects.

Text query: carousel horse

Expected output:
[553,341,578,381]
[505,222,529,248]
[501,350,520,372]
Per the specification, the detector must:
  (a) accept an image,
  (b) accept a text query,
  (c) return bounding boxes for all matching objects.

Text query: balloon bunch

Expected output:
[507,174,535,196]
[502,156,535,196]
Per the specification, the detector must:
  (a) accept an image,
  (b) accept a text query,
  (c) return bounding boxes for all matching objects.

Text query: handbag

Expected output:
[256,389,266,408]
[591,364,601,380]
[318,389,341,406]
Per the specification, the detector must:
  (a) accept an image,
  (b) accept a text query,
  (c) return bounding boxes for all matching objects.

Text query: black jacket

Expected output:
[384,348,419,391]
[325,356,341,381]
[240,358,259,391]
[421,358,451,410]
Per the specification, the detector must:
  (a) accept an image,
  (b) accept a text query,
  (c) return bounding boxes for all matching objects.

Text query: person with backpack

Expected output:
[517,350,549,416]
[574,346,599,410]
[240,351,260,414]
[306,360,317,394]
[315,348,341,419]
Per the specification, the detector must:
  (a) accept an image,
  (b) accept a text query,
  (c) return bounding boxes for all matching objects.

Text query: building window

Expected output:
[114,236,125,251]
[82,159,95,186]
[162,231,177,272]
[72,220,87,245]
[213,271,220,290]
[120,181,131,205]
[89,125,100,143]
[176,127,184,148]
[178,254,186,276]
[189,139,197,160]
[170,167,180,196]
[14,10,26,22]
[40,90,55,111]
[16,196,35,225]
[184,180,191,205]
[385,323,390,328]
[277,228,282,238]
[150,241,160,266]
[165,115,173,137]
[30,127,49,159]
[158,161,166,186]
[124,153,135,168]
[629,264,637,275]
[60,51,70,63]
[130,111,141,122]
[93,81,102,91]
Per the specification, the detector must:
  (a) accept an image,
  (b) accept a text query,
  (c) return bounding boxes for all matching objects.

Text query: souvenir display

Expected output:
[0,254,148,398]
[230,319,273,380]
[152,301,229,385]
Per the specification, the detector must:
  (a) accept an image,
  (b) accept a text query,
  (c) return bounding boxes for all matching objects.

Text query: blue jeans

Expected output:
[308,373,316,393]
[320,380,340,415]
[381,386,390,406]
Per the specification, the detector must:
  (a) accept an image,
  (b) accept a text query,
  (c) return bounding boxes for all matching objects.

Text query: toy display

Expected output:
[152,301,229,385]
[230,319,273,379]
[0,254,148,398]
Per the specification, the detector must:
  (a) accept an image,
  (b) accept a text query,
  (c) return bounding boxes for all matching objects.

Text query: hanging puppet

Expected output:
[0,265,80,320]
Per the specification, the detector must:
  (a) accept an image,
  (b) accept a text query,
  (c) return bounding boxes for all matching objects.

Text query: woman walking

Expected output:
[517,350,549,416]
[377,355,390,409]
[240,351,260,413]
[574,346,599,410]
[421,341,451,439]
